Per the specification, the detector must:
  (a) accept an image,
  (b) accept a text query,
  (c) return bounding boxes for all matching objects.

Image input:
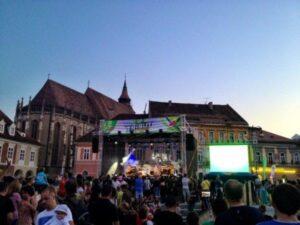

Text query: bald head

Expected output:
[224,179,243,202]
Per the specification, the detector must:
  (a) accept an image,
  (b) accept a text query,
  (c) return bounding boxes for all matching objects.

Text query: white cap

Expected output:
[55,204,69,215]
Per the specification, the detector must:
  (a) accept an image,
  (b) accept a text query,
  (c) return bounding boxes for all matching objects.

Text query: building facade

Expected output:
[15,79,134,174]
[250,129,300,179]
[149,101,250,176]
[0,110,41,176]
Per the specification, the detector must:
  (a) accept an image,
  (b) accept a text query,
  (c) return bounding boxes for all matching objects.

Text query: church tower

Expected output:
[118,79,131,106]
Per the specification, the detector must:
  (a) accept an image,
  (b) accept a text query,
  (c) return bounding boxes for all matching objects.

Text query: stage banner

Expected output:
[101,116,181,135]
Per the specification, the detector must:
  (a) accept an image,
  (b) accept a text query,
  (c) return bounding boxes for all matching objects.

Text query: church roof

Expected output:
[149,101,248,125]
[85,87,134,119]
[118,80,131,102]
[25,79,134,120]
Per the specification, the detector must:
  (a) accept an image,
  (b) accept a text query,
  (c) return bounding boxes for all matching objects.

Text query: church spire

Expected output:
[118,76,131,105]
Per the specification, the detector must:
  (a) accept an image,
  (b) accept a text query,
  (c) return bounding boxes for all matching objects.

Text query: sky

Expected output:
[0,1,299,138]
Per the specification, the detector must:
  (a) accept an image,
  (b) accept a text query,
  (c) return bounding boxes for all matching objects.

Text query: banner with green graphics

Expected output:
[101,116,181,135]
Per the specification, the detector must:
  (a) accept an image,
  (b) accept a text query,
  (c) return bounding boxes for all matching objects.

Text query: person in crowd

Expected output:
[76,174,85,199]
[62,180,87,224]
[35,168,48,193]
[258,181,270,205]
[214,176,223,199]
[202,198,228,225]
[139,206,153,225]
[7,179,22,224]
[153,195,184,225]
[0,181,14,225]
[201,177,211,210]
[144,176,152,198]
[182,174,190,203]
[153,177,160,200]
[18,185,36,225]
[36,186,74,225]
[258,205,273,221]
[214,179,264,225]
[88,185,119,225]
[186,211,199,225]
[58,173,68,198]
[257,183,300,225]
[118,202,137,225]
[135,174,144,200]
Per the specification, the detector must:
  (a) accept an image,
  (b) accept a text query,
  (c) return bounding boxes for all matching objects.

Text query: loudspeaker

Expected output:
[186,134,196,151]
[92,136,99,153]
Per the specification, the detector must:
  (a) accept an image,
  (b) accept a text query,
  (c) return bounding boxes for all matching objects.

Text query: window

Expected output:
[19,150,25,161]
[255,152,261,163]
[219,131,225,142]
[83,149,90,160]
[239,131,246,141]
[31,120,39,140]
[280,153,286,164]
[268,152,273,164]
[294,153,299,163]
[7,147,14,159]
[0,124,4,134]
[9,124,16,136]
[198,131,205,144]
[30,152,35,162]
[229,132,234,142]
[0,145,2,161]
[209,131,214,143]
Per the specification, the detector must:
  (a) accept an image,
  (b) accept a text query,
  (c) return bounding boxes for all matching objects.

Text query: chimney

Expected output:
[208,101,213,110]
[168,100,172,107]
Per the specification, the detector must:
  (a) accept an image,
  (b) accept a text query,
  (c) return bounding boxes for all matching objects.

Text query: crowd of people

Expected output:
[0,160,300,225]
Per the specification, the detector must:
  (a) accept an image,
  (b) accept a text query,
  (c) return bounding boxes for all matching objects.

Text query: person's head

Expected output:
[259,205,267,214]
[55,204,69,220]
[0,181,7,195]
[41,186,57,210]
[65,180,77,196]
[139,207,148,220]
[224,179,244,204]
[165,195,178,209]
[21,185,35,200]
[101,185,112,198]
[184,173,187,177]
[7,179,21,196]
[211,198,228,217]
[186,211,199,225]
[271,183,300,217]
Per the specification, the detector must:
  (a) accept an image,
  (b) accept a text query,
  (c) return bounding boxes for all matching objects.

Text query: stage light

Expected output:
[115,141,118,145]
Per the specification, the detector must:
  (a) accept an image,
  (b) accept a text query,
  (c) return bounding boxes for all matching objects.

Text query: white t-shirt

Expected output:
[36,205,73,225]
[182,177,190,190]
[144,179,151,190]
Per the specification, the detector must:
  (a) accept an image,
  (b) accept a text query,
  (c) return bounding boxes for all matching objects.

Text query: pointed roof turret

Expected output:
[118,78,131,105]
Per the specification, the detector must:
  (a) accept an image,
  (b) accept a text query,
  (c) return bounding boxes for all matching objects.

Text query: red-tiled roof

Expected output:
[25,79,134,120]
[31,79,96,117]
[258,130,295,144]
[85,87,134,119]
[149,101,248,125]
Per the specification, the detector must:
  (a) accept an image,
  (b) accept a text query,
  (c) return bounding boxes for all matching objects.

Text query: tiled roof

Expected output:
[118,80,130,102]
[0,110,13,125]
[258,130,295,144]
[149,101,248,125]
[0,109,41,146]
[24,79,134,120]
[30,79,96,117]
[85,87,134,119]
